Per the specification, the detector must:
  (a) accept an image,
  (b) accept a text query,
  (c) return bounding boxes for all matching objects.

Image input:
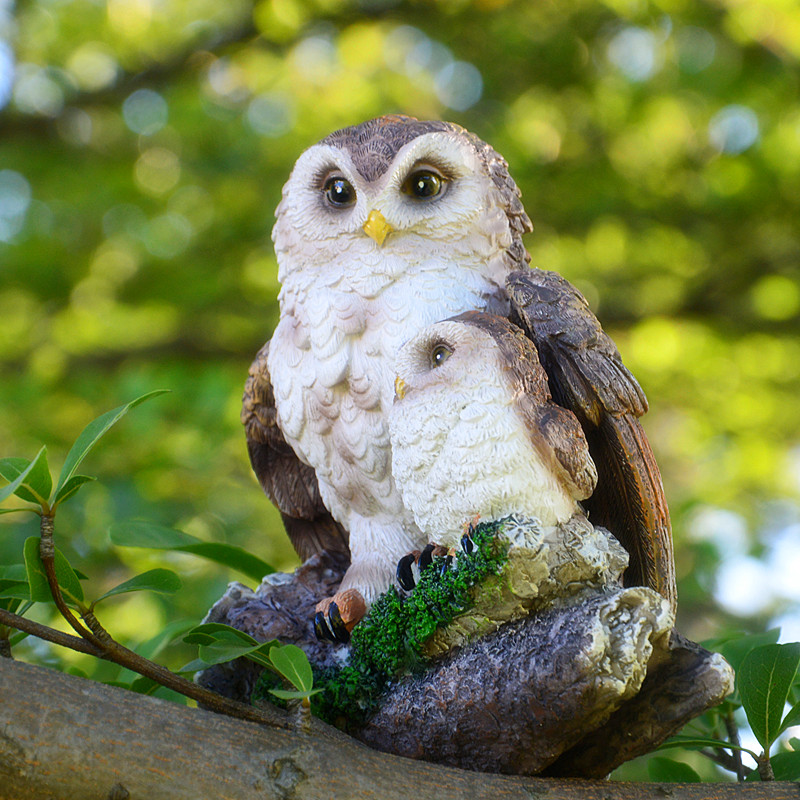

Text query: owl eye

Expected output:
[430,343,453,369]
[323,175,356,208]
[402,170,444,200]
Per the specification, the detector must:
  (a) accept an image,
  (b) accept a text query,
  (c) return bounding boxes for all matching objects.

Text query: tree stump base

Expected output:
[200,528,733,777]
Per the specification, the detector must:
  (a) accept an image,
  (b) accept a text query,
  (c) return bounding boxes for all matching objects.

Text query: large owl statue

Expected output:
[242,115,675,643]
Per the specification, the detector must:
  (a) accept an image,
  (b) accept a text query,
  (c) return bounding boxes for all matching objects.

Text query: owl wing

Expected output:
[242,340,350,561]
[506,268,676,610]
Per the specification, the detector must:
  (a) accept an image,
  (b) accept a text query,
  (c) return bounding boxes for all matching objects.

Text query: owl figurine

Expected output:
[390,312,597,550]
[242,116,675,643]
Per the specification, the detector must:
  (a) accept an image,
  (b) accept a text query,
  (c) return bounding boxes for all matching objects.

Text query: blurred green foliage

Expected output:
[1,0,800,776]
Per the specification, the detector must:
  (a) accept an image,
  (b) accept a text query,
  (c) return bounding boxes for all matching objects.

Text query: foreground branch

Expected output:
[1,658,798,800]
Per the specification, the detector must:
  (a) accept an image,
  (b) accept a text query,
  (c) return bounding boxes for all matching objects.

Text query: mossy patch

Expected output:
[304,519,508,728]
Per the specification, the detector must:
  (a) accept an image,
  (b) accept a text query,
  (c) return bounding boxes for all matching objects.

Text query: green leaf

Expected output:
[268,643,313,693]
[197,639,273,669]
[93,569,182,605]
[779,697,800,737]
[23,536,85,606]
[54,390,169,498]
[138,619,196,660]
[110,521,275,581]
[0,448,46,506]
[647,756,702,782]
[176,658,211,674]
[739,643,800,751]
[0,507,40,516]
[715,629,782,674]
[770,751,800,781]
[269,687,322,700]
[659,735,757,756]
[0,565,27,581]
[0,583,31,601]
[176,543,274,581]
[110,520,198,549]
[0,453,51,505]
[182,623,259,646]
[182,624,279,670]
[53,475,96,506]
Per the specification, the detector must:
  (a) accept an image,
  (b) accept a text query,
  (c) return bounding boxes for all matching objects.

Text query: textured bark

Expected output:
[2,658,798,800]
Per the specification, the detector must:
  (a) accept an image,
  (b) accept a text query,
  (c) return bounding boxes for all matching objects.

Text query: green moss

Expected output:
[308,519,509,728]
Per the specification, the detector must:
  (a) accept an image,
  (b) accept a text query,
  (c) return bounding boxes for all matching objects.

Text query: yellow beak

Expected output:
[394,376,407,400]
[363,209,393,246]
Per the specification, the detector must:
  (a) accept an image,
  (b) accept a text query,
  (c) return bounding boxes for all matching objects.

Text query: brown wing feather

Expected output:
[506,269,676,610]
[242,340,349,561]
[455,311,596,500]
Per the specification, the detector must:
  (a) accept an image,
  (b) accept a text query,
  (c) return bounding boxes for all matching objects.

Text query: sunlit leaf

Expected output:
[110,520,197,549]
[268,643,313,693]
[23,536,84,606]
[54,390,169,498]
[647,756,702,782]
[0,448,45,506]
[739,643,800,750]
[93,569,182,605]
[53,474,96,506]
[0,452,51,504]
[110,520,275,581]
[176,543,274,581]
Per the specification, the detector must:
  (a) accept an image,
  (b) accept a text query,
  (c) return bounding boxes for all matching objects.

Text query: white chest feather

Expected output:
[268,252,503,531]
[390,377,580,547]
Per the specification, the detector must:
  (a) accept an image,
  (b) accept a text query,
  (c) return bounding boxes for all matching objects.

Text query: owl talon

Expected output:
[328,602,350,644]
[418,543,435,572]
[461,532,474,554]
[439,554,454,575]
[397,553,417,591]
[314,589,367,644]
[314,611,335,642]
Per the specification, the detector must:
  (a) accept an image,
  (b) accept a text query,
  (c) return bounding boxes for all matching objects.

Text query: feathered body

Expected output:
[267,118,529,600]
[390,314,597,546]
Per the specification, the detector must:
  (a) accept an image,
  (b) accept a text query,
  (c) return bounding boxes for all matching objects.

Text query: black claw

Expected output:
[328,602,351,644]
[461,532,474,554]
[439,554,454,575]
[397,553,417,591]
[419,543,435,572]
[314,611,335,642]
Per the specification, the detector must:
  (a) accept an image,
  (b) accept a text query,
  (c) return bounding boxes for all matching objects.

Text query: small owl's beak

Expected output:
[363,209,393,246]
[394,376,407,400]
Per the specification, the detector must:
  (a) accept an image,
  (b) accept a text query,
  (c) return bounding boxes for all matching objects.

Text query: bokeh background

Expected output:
[1,0,800,777]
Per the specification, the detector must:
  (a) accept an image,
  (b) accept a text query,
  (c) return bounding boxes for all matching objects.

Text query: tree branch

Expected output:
[0,607,103,656]
[2,657,797,800]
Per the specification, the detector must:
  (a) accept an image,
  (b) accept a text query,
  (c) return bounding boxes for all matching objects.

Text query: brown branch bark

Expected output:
[2,657,799,800]
[0,608,103,656]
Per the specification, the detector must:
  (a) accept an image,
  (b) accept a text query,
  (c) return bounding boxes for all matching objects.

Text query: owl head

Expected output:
[393,311,548,407]
[272,115,532,288]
